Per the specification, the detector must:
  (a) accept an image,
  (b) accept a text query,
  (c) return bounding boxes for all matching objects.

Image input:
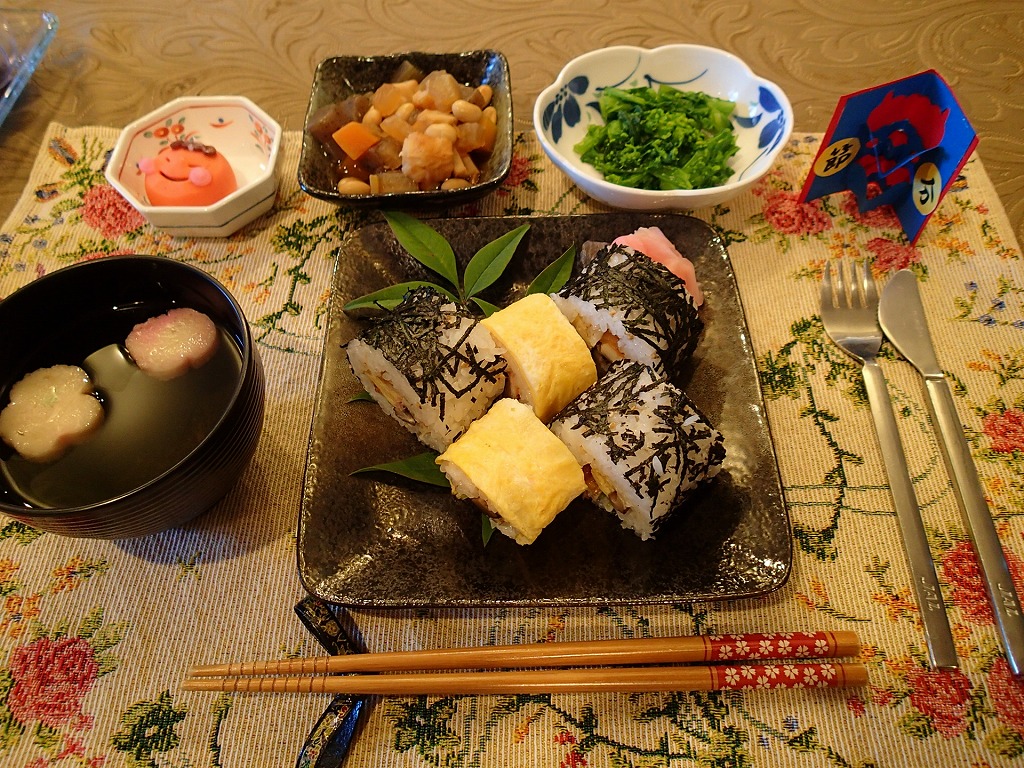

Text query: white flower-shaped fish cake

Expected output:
[0,365,105,463]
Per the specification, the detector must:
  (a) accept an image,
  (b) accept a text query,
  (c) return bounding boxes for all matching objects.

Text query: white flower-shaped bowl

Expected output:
[105,96,282,237]
[534,44,793,210]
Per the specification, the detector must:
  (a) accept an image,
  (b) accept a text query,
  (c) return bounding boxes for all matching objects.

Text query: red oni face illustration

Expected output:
[857,91,949,189]
[139,138,237,207]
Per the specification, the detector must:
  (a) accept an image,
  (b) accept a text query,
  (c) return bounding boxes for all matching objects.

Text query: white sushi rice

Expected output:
[551,292,662,372]
[346,289,506,453]
[551,244,703,376]
[554,409,667,534]
[550,361,725,540]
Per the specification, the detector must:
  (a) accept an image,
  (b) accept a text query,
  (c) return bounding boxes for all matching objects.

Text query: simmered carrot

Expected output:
[332,121,382,160]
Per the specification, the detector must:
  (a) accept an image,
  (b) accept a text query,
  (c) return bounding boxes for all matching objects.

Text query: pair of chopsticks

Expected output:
[183,630,867,695]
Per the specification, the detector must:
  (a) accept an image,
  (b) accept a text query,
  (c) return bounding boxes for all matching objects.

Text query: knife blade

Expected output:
[880,269,1024,678]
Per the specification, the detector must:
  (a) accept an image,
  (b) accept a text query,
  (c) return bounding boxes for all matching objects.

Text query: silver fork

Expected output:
[820,260,958,671]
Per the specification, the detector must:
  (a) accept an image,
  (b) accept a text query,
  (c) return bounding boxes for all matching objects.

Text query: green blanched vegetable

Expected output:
[573,85,739,191]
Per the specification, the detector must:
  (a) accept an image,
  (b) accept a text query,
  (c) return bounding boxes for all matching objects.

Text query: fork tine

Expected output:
[834,258,848,308]
[820,261,834,310]
[860,259,878,308]
[846,259,862,309]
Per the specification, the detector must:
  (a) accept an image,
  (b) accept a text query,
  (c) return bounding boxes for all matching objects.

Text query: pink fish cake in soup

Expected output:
[126,307,220,381]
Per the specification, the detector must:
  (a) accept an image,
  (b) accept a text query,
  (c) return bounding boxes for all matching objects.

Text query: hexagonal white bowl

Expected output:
[533,44,794,211]
[105,96,282,237]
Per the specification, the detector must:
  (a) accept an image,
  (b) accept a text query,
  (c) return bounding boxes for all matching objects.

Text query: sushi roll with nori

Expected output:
[346,286,506,452]
[551,243,703,376]
[550,361,725,540]
[436,398,586,545]
[612,226,704,306]
[481,293,597,423]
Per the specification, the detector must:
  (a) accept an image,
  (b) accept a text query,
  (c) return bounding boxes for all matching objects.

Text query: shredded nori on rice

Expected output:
[356,287,506,418]
[557,244,704,374]
[553,361,725,535]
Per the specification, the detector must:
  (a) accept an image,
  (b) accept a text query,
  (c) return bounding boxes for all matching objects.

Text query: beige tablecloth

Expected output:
[0,122,1022,767]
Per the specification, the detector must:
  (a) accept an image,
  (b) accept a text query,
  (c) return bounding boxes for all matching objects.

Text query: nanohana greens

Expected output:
[573,85,739,191]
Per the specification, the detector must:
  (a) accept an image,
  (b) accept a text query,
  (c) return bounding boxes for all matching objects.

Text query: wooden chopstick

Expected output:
[183,661,868,694]
[183,631,865,694]
[188,630,860,679]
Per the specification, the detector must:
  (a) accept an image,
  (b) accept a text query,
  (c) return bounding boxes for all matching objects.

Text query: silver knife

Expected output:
[880,269,1024,678]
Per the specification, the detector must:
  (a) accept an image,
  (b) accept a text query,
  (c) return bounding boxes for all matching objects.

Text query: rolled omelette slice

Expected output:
[436,398,586,545]
[481,293,597,423]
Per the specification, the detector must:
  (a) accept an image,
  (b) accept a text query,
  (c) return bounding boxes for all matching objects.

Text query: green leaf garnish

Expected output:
[462,223,530,298]
[481,514,495,546]
[350,452,450,487]
[527,245,576,295]
[348,390,375,403]
[469,296,503,317]
[383,211,460,290]
[343,281,457,315]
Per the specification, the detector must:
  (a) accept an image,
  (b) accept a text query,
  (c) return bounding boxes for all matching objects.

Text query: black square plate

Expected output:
[298,213,791,607]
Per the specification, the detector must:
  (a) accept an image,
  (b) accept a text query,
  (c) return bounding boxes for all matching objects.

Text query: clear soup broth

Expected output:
[1,321,241,509]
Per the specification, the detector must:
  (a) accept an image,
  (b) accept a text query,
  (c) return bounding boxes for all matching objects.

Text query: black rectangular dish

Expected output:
[297,50,513,207]
[298,213,790,607]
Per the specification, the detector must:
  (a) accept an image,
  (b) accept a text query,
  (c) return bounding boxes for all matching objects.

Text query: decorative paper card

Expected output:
[799,69,977,244]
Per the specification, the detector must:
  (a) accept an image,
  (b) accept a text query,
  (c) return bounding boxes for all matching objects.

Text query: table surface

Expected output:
[2,0,1022,241]
[1,2,1023,768]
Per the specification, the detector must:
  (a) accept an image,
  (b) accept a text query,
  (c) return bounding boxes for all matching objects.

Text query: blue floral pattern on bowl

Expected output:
[540,75,589,144]
[602,53,711,92]
[734,86,789,173]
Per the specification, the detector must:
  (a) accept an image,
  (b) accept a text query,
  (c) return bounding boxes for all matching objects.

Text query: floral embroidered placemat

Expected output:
[0,123,1022,768]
